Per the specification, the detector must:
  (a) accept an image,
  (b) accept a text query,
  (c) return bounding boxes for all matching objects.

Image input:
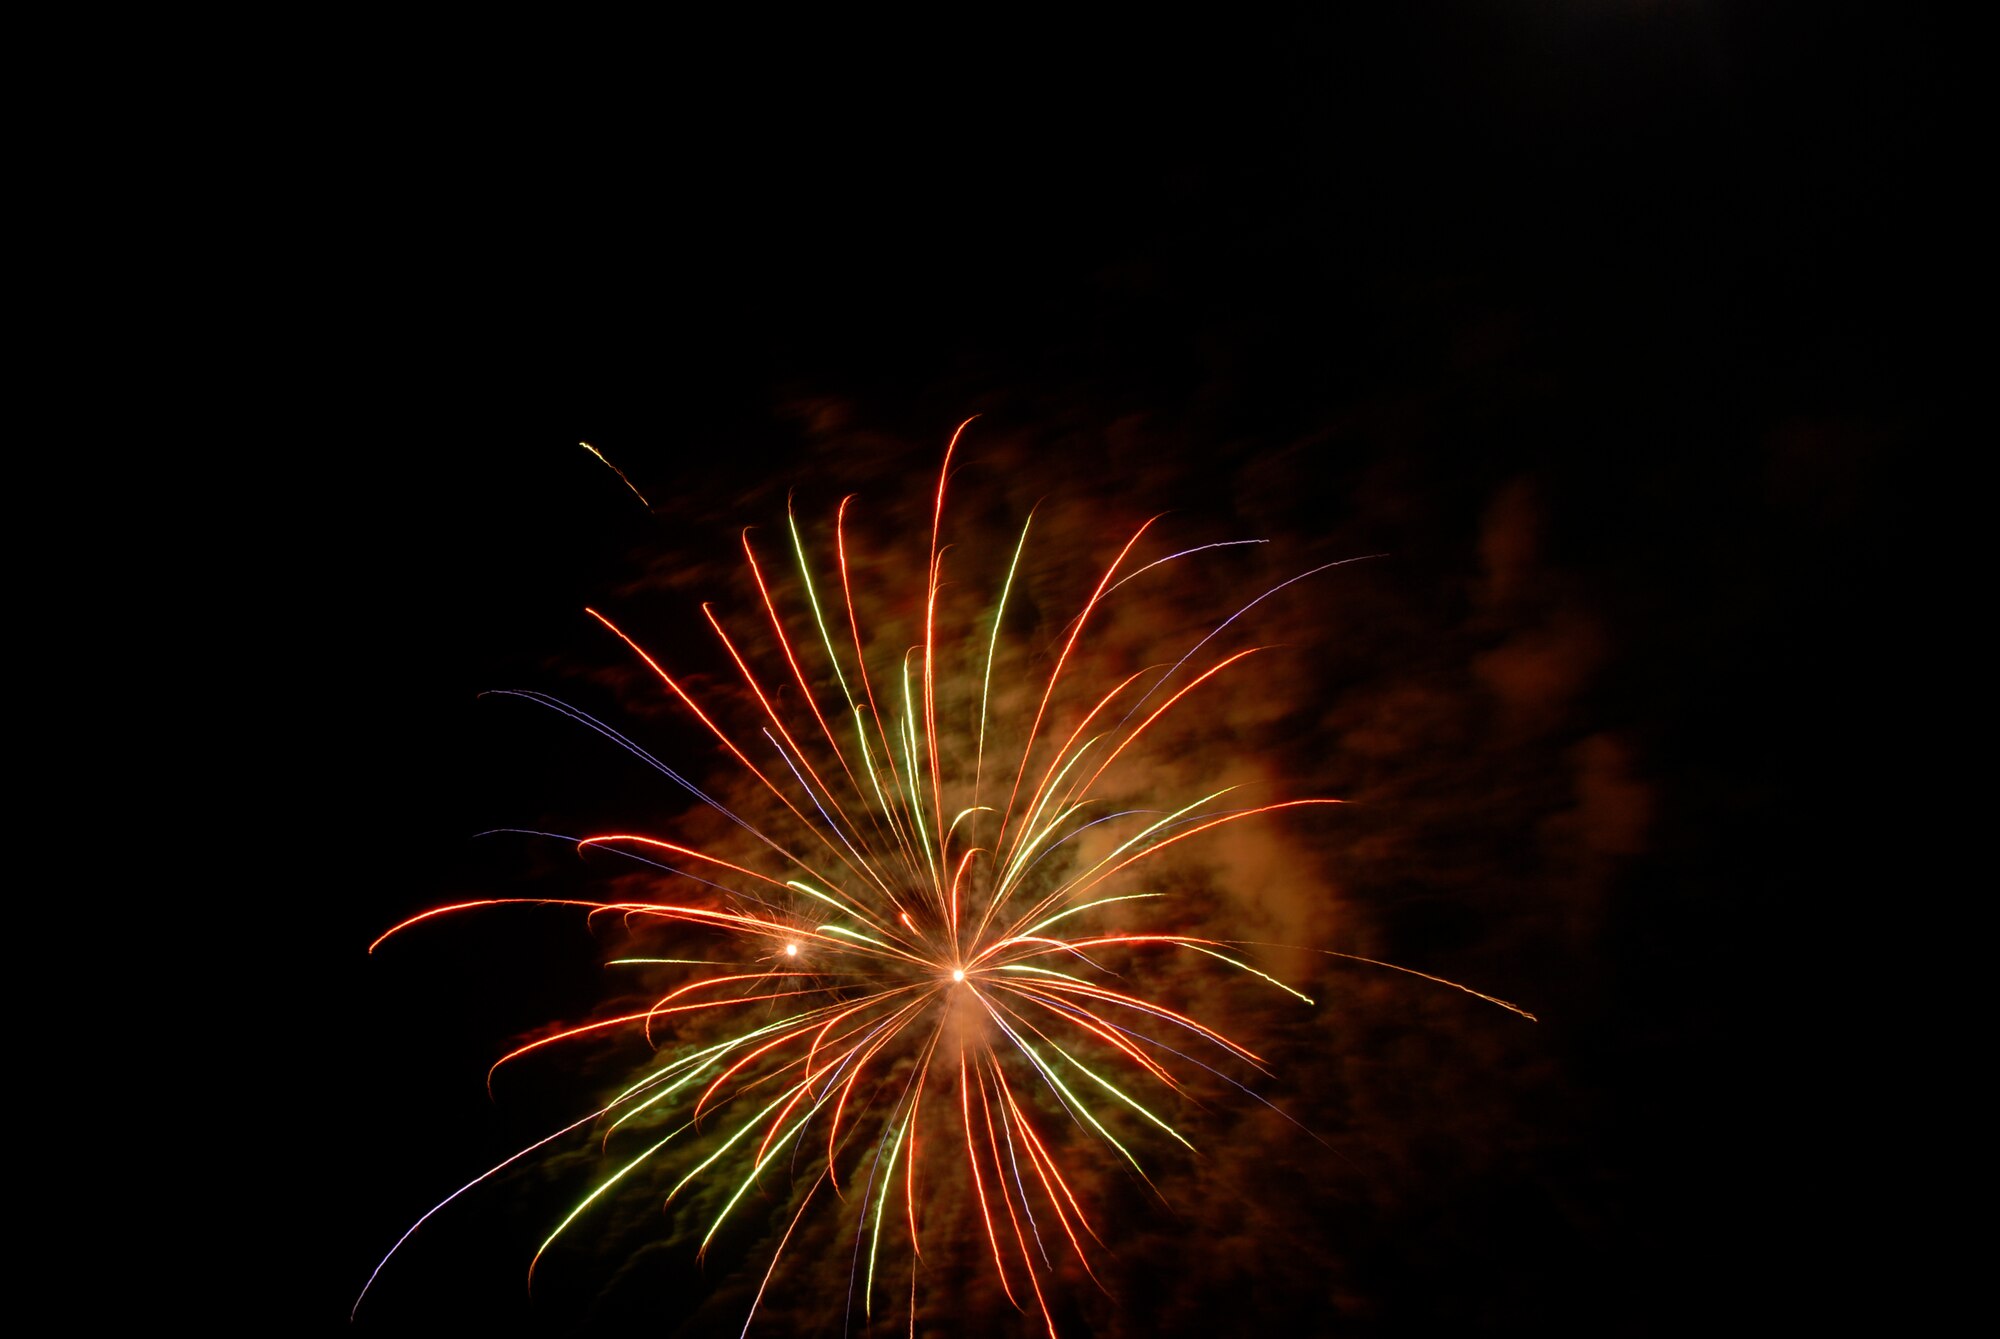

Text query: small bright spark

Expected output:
[578,440,652,509]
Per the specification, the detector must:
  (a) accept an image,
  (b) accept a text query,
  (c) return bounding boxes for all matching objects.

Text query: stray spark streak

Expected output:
[359,423,1534,1335]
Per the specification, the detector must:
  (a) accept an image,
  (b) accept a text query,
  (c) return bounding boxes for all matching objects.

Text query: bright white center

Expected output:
[951,968,965,983]
[785,943,798,957]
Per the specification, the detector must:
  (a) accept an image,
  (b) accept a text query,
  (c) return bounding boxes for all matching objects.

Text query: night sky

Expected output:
[298,8,1924,1336]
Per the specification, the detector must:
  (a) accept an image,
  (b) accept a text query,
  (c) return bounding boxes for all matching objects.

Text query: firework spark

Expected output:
[358,423,1532,1335]
[579,440,652,509]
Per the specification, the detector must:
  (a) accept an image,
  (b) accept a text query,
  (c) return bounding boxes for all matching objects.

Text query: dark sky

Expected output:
[300,8,1925,1336]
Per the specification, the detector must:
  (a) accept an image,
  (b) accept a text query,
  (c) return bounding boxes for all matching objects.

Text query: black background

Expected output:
[269,7,1929,1335]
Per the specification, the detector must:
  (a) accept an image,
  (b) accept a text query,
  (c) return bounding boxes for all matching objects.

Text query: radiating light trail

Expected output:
[359,427,1534,1335]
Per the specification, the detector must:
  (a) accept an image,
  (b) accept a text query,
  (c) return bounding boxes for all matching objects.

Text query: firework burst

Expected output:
[358,422,1532,1335]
